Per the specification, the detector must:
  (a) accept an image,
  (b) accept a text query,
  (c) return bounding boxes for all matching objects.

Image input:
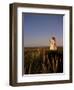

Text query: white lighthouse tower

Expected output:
[49,37,57,51]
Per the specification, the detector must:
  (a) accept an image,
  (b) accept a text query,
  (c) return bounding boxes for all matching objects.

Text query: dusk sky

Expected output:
[22,13,63,47]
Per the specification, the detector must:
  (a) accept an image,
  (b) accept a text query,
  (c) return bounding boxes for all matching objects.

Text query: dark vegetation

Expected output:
[24,47,63,74]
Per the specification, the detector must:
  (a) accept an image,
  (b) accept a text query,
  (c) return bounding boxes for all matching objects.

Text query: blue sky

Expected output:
[22,13,63,47]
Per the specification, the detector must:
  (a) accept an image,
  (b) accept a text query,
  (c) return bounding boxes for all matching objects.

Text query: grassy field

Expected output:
[24,46,63,74]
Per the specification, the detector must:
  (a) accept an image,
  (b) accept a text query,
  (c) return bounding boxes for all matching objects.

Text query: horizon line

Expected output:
[24,46,63,48]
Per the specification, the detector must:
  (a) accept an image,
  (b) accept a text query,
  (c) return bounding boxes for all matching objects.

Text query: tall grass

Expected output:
[24,47,63,74]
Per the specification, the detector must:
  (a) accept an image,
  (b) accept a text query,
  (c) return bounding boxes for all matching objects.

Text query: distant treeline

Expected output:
[24,46,63,51]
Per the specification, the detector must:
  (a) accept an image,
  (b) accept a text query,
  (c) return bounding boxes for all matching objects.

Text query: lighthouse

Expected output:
[49,37,57,51]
